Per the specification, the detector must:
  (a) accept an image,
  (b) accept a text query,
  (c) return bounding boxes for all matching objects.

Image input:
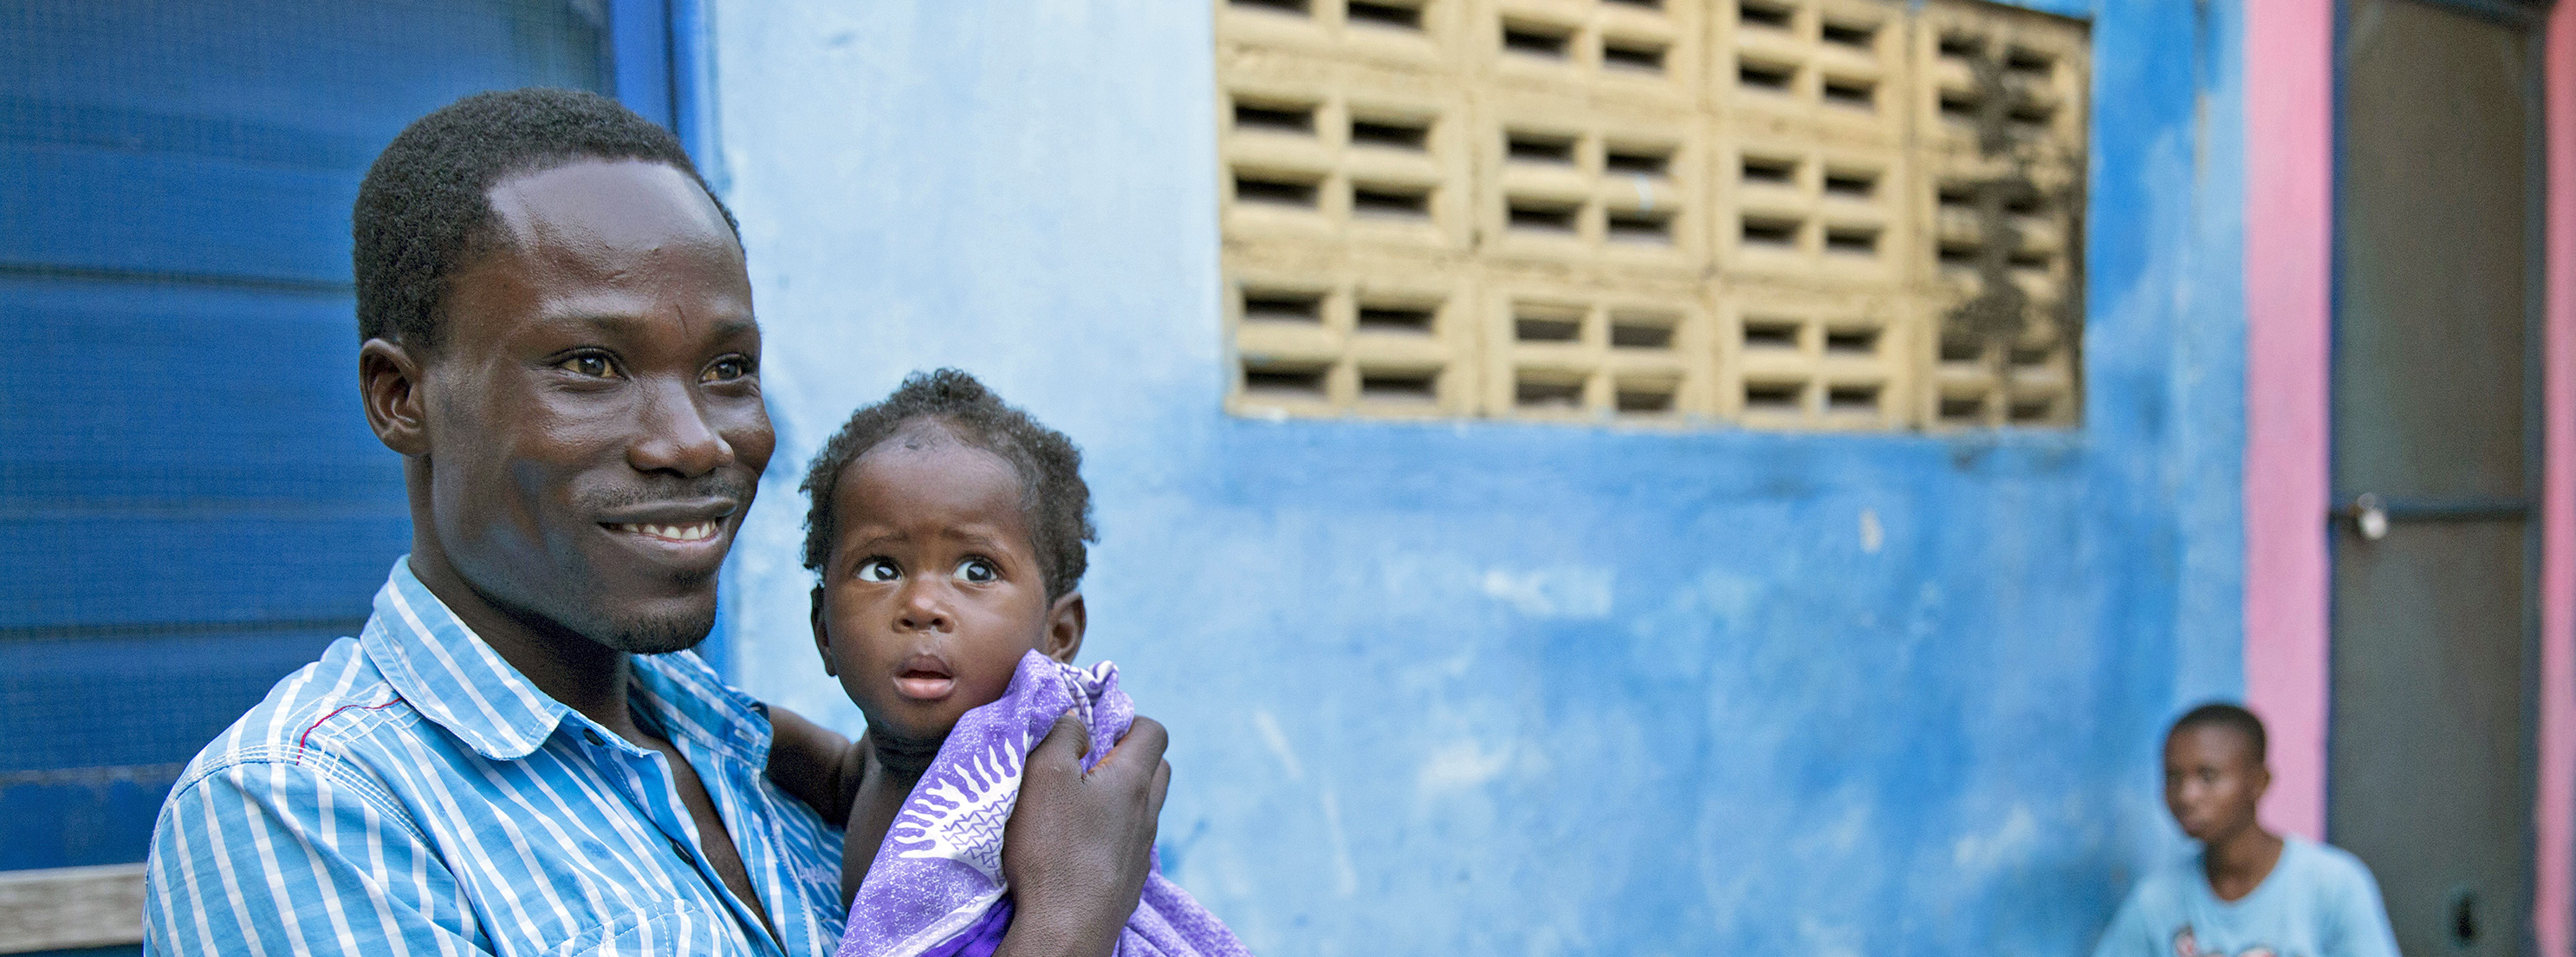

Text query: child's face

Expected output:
[812,425,1082,748]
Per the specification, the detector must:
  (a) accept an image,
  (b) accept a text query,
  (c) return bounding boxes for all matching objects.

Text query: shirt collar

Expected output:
[360,557,771,766]
[360,557,573,760]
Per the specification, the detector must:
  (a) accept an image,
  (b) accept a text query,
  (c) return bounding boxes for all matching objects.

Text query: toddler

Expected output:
[772,368,1245,957]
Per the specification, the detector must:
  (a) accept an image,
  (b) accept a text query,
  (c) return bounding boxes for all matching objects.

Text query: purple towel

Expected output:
[837,651,1250,957]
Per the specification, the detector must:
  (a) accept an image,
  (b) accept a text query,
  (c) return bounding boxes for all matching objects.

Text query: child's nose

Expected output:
[896,587,951,631]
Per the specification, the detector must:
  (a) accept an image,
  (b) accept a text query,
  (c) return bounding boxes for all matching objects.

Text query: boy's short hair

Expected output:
[799,368,1096,600]
[2169,701,2268,764]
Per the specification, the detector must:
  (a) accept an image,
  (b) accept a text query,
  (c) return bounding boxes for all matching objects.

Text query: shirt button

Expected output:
[584,729,606,747]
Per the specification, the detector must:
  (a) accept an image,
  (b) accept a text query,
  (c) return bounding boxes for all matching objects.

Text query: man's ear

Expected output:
[809,584,835,677]
[2250,761,2273,804]
[1041,591,1086,663]
[360,338,430,456]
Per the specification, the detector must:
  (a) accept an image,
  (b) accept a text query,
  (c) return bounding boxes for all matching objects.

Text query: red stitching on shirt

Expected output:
[298,698,406,752]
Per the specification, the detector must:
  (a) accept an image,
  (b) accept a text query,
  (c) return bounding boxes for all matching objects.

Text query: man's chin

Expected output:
[594,610,716,655]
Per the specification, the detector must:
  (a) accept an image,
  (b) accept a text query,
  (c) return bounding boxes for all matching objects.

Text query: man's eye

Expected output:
[556,354,618,378]
[702,356,753,383]
[855,558,900,583]
[953,558,998,583]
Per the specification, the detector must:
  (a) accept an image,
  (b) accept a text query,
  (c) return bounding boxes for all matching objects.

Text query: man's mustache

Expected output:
[574,474,756,514]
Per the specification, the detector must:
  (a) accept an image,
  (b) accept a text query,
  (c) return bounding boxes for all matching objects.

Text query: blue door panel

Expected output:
[0,776,177,871]
[0,145,360,283]
[2,626,354,869]
[0,516,406,629]
[0,276,407,629]
[0,2,609,152]
[0,628,354,773]
[0,279,393,494]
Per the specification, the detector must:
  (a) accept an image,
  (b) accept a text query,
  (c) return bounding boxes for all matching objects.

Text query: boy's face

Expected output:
[812,424,1082,748]
[2162,724,2268,843]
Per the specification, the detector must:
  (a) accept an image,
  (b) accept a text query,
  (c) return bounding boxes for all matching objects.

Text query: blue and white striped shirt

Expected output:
[144,560,845,956]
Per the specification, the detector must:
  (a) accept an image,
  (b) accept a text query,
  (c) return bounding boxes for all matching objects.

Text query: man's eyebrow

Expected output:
[544,312,759,340]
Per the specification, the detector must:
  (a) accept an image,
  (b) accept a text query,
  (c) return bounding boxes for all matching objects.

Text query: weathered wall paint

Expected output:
[2240,0,2333,845]
[2538,5,2576,954]
[704,1,2247,952]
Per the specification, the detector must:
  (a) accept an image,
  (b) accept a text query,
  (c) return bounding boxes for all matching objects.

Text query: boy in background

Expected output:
[2093,703,2398,957]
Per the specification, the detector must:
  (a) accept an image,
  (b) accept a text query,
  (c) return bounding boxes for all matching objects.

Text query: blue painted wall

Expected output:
[707,0,2248,953]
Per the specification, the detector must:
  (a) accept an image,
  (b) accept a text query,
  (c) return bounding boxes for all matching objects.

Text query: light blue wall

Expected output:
[706,1,2248,953]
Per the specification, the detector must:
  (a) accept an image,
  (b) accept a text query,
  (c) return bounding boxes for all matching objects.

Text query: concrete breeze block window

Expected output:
[1216,0,2088,429]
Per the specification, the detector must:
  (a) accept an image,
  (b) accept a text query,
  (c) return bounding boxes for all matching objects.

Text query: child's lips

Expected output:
[894,654,956,700]
[895,674,957,700]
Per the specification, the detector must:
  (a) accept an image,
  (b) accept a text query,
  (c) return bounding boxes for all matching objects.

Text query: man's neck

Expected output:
[404,549,641,740]
[2202,824,2286,902]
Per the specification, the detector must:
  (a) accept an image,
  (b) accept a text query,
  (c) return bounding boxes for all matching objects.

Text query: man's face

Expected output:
[421,158,771,654]
[2163,725,2267,843]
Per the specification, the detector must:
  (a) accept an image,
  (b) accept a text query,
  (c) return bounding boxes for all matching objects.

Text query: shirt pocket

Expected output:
[547,904,755,957]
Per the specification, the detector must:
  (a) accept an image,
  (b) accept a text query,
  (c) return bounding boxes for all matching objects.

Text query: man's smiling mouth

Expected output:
[609,521,719,542]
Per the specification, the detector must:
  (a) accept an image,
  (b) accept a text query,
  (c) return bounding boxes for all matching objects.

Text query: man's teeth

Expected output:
[615,522,717,541]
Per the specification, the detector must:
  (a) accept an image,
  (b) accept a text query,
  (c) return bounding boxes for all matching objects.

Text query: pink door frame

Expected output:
[2242,1,2576,952]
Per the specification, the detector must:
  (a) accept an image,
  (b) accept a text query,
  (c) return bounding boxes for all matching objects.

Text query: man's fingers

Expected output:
[1100,715,1169,778]
[1029,711,1090,769]
[1147,758,1171,820]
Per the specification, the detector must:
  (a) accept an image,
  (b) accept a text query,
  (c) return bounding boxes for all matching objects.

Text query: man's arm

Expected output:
[146,758,485,955]
[995,713,1174,957]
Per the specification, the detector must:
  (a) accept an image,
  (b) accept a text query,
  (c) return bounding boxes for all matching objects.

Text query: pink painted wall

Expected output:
[2535,6,2575,956]
[2241,0,2333,844]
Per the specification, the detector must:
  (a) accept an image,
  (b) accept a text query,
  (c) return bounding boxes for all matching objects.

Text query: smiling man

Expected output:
[142,89,1168,957]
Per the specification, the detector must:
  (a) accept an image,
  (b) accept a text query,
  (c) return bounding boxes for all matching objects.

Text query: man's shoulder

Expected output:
[172,634,417,791]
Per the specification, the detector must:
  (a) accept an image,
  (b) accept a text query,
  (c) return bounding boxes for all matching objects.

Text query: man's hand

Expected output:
[996,712,1172,957]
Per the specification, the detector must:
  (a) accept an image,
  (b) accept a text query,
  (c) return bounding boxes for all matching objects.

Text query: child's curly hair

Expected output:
[799,368,1095,599]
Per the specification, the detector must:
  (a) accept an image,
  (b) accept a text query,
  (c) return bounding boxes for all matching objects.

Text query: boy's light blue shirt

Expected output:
[2094,837,2399,957]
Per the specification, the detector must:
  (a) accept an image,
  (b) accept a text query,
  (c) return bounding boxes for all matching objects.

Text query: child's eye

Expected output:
[953,558,999,583]
[854,558,901,583]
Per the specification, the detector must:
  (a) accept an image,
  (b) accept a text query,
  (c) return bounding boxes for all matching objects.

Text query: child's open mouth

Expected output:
[893,654,957,700]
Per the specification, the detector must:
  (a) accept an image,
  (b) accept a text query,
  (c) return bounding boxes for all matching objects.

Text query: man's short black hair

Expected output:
[2170,701,2268,764]
[801,368,1096,600]
[354,88,738,349]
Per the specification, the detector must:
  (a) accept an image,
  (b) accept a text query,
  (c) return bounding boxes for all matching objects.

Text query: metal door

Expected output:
[2329,2,2545,955]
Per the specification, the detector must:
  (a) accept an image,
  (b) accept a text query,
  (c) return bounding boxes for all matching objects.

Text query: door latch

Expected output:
[2352,493,2389,541]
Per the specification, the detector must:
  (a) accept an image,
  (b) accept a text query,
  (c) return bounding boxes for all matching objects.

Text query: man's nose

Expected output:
[627,375,735,478]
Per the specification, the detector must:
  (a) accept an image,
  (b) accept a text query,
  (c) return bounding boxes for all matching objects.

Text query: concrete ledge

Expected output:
[0,863,146,954]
